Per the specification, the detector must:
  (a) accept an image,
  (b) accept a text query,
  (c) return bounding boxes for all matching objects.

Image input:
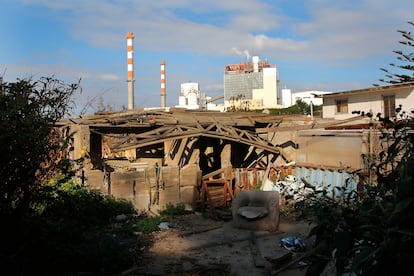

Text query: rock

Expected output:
[115,214,128,222]
[158,222,170,230]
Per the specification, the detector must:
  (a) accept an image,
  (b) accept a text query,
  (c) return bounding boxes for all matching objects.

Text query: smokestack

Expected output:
[252,56,259,73]
[126,32,134,110]
[160,60,166,108]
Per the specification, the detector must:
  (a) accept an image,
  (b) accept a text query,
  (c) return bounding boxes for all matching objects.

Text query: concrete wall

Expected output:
[70,125,90,162]
[297,130,364,169]
[84,164,201,213]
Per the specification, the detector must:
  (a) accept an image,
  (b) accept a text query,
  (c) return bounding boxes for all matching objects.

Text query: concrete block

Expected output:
[85,170,105,193]
[180,185,198,211]
[159,185,180,208]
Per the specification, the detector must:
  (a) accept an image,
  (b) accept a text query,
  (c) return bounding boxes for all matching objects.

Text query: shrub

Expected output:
[135,216,165,234]
[4,175,138,275]
[159,202,193,217]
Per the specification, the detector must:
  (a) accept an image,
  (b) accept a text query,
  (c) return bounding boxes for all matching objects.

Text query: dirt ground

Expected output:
[129,212,318,276]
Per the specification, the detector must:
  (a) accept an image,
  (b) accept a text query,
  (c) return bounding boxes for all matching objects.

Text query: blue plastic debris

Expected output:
[280,236,306,252]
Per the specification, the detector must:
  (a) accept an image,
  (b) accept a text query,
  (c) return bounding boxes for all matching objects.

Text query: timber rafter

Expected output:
[62,110,330,163]
[108,121,290,161]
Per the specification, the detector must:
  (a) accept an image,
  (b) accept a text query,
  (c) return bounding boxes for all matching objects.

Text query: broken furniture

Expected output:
[200,178,234,219]
[231,190,280,232]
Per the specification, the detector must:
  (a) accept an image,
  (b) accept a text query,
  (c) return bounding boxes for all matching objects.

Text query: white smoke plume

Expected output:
[232,47,251,60]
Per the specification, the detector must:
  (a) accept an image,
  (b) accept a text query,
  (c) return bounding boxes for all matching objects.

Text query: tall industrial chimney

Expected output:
[252,56,259,73]
[126,32,134,110]
[160,60,166,108]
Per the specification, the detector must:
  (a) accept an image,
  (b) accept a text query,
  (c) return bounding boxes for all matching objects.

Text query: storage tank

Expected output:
[181,82,199,97]
[179,95,186,106]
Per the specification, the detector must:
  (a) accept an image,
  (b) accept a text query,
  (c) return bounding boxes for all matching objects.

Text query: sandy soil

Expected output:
[130,213,317,276]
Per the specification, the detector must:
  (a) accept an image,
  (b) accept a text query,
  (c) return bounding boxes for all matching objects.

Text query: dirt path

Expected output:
[129,213,316,276]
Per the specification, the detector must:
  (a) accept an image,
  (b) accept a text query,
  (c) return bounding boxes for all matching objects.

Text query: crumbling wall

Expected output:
[297,130,364,169]
[84,164,202,213]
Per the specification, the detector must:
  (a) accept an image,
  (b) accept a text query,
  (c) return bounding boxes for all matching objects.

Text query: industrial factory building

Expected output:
[175,82,225,111]
[126,31,322,113]
[174,56,279,112]
[176,82,206,110]
[224,56,278,110]
[280,88,333,108]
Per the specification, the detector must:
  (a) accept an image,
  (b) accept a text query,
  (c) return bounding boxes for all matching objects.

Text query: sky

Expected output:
[1,0,413,116]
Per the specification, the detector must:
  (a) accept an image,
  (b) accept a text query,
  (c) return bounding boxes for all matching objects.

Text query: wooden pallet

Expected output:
[200,179,234,219]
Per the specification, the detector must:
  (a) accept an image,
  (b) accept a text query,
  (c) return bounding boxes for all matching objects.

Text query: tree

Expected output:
[0,77,79,216]
[0,77,147,275]
[378,21,414,84]
[295,99,310,114]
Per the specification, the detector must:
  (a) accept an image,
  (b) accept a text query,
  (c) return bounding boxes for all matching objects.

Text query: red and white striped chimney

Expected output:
[160,60,166,108]
[126,32,134,110]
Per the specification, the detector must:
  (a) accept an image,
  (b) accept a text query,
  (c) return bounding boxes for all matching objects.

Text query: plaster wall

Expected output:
[323,87,414,119]
[297,131,364,169]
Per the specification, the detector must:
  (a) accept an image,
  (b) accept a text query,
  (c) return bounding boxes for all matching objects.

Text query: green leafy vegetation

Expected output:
[24,177,138,274]
[378,21,414,85]
[260,99,322,116]
[0,77,143,275]
[135,216,165,234]
[0,77,79,215]
[159,202,194,217]
[133,203,194,234]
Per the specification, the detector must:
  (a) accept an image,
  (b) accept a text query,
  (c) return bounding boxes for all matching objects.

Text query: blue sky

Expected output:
[1,0,413,115]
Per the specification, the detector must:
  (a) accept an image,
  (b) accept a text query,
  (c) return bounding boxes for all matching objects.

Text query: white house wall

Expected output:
[323,86,414,120]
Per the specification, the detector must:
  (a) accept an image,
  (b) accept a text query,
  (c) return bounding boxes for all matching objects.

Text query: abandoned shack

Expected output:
[58,108,377,214]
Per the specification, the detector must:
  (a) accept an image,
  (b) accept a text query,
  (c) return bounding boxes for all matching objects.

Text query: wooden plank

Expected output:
[201,168,225,180]
[249,231,266,268]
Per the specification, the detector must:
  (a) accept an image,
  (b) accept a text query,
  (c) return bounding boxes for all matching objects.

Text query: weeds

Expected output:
[136,216,165,234]
[159,202,194,217]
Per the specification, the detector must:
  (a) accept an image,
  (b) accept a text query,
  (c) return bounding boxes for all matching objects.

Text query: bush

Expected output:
[0,77,79,215]
[136,216,165,234]
[0,77,140,275]
[159,202,193,217]
[3,175,138,275]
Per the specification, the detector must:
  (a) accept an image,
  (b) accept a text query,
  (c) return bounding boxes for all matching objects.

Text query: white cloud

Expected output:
[20,0,414,64]
[98,73,122,82]
[11,0,414,110]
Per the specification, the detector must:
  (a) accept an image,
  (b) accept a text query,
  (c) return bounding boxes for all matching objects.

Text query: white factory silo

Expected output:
[176,82,201,109]
[178,95,186,106]
[187,91,198,106]
[181,82,199,97]
[281,88,292,107]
